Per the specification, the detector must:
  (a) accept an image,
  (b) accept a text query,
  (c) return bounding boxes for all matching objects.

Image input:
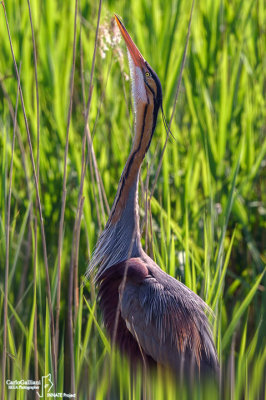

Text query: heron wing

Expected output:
[119,259,218,375]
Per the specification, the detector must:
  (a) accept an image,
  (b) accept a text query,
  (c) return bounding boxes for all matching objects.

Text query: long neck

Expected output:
[109,102,155,225]
[89,101,157,278]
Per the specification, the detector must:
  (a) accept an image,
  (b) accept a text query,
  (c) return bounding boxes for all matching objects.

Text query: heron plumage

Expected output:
[87,15,219,379]
[97,257,219,377]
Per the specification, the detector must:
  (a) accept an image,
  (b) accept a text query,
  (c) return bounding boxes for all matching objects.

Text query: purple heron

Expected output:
[87,15,219,378]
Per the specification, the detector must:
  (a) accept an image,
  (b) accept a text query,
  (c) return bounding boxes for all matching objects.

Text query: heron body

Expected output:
[88,15,219,378]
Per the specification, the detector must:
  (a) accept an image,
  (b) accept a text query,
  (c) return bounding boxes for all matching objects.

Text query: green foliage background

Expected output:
[0,0,265,398]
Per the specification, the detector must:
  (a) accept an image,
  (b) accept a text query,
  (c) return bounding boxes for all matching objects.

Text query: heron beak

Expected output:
[114,15,146,69]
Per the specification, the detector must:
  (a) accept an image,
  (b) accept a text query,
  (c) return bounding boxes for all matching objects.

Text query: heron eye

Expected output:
[145,71,150,77]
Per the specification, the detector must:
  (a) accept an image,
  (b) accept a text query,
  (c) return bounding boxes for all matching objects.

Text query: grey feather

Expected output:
[86,177,142,280]
[119,256,219,375]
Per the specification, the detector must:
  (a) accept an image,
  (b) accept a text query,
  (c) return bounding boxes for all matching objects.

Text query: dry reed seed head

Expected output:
[110,17,122,47]
[215,203,222,215]
[98,17,121,59]
[98,17,129,81]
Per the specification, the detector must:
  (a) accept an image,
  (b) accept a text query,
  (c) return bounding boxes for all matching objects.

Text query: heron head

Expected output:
[115,15,162,111]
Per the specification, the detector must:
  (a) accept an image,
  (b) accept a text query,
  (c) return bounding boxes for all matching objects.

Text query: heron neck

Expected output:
[91,167,143,278]
[109,102,154,227]
[88,166,143,278]
[89,103,155,277]
[108,155,143,250]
